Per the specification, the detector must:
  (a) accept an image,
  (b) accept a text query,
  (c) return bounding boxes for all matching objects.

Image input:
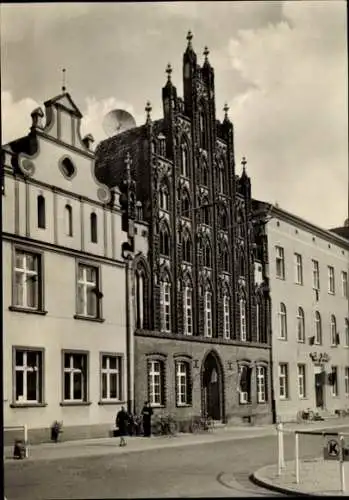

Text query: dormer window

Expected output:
[158,134,166,157]
[37,195,46,229]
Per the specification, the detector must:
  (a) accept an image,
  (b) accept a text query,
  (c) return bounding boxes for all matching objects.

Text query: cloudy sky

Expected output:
[1,1,347,229]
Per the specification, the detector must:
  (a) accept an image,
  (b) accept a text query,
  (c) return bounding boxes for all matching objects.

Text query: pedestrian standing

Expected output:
[141,401,153,437]
[116,406,129,447]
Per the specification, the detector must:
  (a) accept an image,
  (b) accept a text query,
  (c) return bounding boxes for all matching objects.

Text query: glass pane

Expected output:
[27,279,38,308]
[78,265,84,280]
[15,251,24,269]
[26,254,37,271]
[73,372,82,400]
[109,356,117,370]
[73,354,84,370]
[64,373,71,399]
[16,350,24,366]
[110,374,117,399]
[64,354,71,369]
[77,284,85,315]
[102,356,107,369]
[87,290,97,316]
[27,371,37,401]
[15,272,24,306]
[102,373,107,399]
[15,371,24,399]
[86,267,96,283]
[27,351,38,368]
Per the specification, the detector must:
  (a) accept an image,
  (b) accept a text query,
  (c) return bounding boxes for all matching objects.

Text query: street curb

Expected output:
[250,469,313,497]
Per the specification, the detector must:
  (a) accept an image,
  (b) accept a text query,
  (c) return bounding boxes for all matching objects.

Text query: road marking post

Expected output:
[295,432,300,484]
[340,435,346,493]
[277,421,285,476]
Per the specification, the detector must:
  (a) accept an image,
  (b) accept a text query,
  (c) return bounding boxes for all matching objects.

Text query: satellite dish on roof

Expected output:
[102,109,136,137]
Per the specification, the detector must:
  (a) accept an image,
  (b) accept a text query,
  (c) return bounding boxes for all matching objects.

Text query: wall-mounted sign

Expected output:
[309,352,330,364]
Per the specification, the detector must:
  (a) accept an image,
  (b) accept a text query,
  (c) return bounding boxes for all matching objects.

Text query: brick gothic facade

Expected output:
[96,33,273,425]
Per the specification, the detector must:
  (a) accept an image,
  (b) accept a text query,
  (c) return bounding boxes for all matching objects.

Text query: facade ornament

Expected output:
[309,352,330,364]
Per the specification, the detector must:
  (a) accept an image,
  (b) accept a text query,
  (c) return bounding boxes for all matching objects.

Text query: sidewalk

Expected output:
[252,418,349,496]
[5,417,349,464]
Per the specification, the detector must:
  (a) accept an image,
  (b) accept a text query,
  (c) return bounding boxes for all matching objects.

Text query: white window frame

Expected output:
[345,319,349,348]
[136,272,145,329]
[14,250,41,310]
[279,363,288,399]
[278,303,287,340]
[77,264,99,318]
[63,352,88,402]
[330,315,337,346]
[312,260,320,290]
[345,367,349,396]
[256,365,266,403]
[294,253,303,285]
[223,294,230,339]
[328,266,335,294]
[240,298,246,341]
[342,271,348,298]
[176,361,189,406]
[315,311,322,345]
[160,280,171,332]
[297,364,306,398]
[204,290,212,338]
[275,246,285,279]
[148,360,163,406]
[297,307,305,343]
[101,355,122,401]
[238,365,250,404]
[184,286,193,336]
[14,349,43,404]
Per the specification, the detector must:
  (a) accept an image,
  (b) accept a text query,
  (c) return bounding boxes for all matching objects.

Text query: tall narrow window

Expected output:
[199,111,207,150]
[279,363,288,399]
[14,349,43,404]
[345,367,349,395]
[202,159,209,186]
[223,294,230,339]
[14,250,41,310]
[240,298,246,341]
[330,366,338,397]
[297,364,306,398]
[204,290,212,338]
[159,186,169,211]
[160,278,171,332]
[176,361,191,405]
[219,164,225,193]
[275,246,285,279]
[182,232,192,263]
[222,246,229,272]
[294,253,303,285]
[315,311,322,344]
[101,355,122,401]
[203,240,211,268]
[342,271,348,298]
[312,260,320,290]
[256,302,260,342]
[345,319,349,347]
[136,271,146,329]
[328,266,335,294]
[182,190,190,217]
[37,195,46,229]
[202,200,210,225]
[297,307,305,343]
[76,264,100,318]
[181,142,189,177]
[238,364,251,403]
[256,365,267,403]
[160,226,170,256]
[330,315,337,346]
[65,204,73,236]
[278,303,287,340]
[148,360,164,406]
[90,213,97,243]
[63,352,88,402]
[184,285,193,336]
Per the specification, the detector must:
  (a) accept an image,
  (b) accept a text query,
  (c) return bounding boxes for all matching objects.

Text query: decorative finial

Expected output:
[187,30,193,48]
[241,156,247,172]
[62,68,66,92]
[223,103,229,119]
[203,46,209,61]
[166,63,172,82]
[145,101,152,122]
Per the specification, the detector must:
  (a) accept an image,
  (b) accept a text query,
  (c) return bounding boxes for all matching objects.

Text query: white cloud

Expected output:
[228,1,347,228]
[1,91,39,144]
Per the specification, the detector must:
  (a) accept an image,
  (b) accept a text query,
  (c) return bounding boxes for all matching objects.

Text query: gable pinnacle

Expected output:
[61,68,67,92]
[223,103,229,119]
[166,63,172,82]
[145,101,152,122]
[203,46,209,62]
[241,156,247,174]
[187,30,193,48]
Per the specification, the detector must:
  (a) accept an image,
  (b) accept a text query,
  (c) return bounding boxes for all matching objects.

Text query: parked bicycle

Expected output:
[152,414,178,436]
[190,415,214,433]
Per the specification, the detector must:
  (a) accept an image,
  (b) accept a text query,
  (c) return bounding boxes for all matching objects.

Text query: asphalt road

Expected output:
[6,428,349,499]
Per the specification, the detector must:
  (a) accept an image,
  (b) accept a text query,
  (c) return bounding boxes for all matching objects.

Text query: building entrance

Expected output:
[202,351,223,421]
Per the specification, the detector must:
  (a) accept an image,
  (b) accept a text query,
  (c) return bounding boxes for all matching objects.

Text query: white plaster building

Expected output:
[259,203,349,422]
[2,92,134,442]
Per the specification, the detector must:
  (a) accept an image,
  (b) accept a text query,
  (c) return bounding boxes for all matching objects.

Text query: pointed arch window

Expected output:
[90,212,98,243]
[204,286,213,338]
[330,314,337,346]
[159,185,169,211]
[202,159,209,186]
[182,231,192,263]
[221,207,228,230]
[199,110,207,150]
[223,293,231,339]
[218,159,226,194]
[65,204,73,236]
[278,302,287,340]
[159,224,170,256]
[240,297,247,341]
[183,283,193,336]
[222,244,229,272]
[182,190,191,218]
[180,140,189,177]
[202,199,210,225]
[203,239,212,268]
[135,267,148,329]
[37,195,46,229]
[160,274,171,332]
[239,253,245,277]
[158,133,166,157]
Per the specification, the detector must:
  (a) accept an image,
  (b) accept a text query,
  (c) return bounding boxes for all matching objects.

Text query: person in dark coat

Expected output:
[116,406,129,447]
[141,401,153,437]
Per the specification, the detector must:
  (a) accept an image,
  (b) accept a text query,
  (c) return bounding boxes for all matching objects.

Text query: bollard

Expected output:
[340,435,345,492]
[295,432,300,484]
[277,422,285,476]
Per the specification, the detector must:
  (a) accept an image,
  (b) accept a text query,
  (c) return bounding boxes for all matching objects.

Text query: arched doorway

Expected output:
[201,351,224,421]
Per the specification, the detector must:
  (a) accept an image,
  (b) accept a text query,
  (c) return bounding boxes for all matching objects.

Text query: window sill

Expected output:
[150,404,165,409]
[275,276,285,281]
[176,404,192,408]
[60,401,92,407]
[328,291,335,295]
[10,402,47,408]
[330,345,338,348]
[279,397,290,401]
[294,282,303,286]
[74,315,105,323]
[98,400,125,406]
[9,306,48,315]
[297,340,306,344]
[257,401,267,405]
[277,337,287,341]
